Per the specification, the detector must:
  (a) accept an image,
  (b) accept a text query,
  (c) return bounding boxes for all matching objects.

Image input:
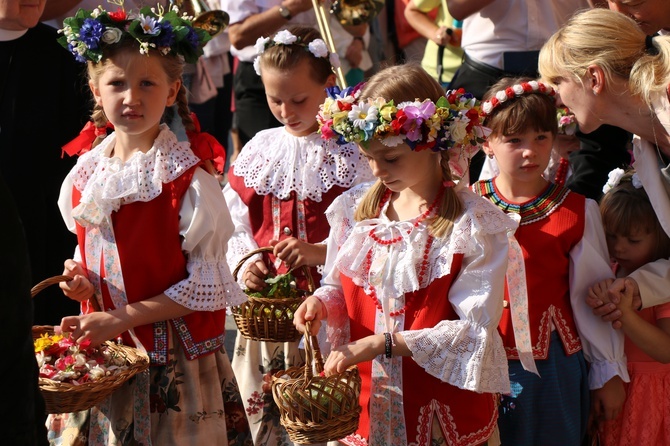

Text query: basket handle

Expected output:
[303,320,325,381]
[31,275,102,312]
[232,246,316,293]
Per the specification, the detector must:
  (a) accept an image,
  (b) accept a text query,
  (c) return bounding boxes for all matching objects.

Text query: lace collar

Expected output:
[70,125,201,226]
[232,127,374,202]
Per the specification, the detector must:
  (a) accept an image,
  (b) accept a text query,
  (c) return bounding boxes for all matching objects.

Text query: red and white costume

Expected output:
[223,127,374,445]
[55,125,248,445]
[314,182,519,446]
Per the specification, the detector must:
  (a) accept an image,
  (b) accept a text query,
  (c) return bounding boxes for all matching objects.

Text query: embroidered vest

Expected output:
[472,180,585,359]
[340,256,499,446]
[228,170,348,287]
[73,165,226,364]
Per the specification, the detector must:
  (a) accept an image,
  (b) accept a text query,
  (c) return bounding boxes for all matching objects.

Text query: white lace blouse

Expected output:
[58,126,247,312]
[223,127,375,280]
[315,182,517,394]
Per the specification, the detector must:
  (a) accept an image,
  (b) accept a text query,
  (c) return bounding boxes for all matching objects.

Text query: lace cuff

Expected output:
[226,231,260,288]
[401,319,510,394]
[313,286,350,349]
[588,358,630,390]
[165,258,248,310]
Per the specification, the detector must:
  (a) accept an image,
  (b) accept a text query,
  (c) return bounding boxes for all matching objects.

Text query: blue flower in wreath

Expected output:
[155,21,175,47]
[79,18,104,49]
[185,27,200,49]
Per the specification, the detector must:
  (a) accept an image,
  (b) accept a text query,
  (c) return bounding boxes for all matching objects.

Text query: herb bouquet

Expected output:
[231,247,314,342]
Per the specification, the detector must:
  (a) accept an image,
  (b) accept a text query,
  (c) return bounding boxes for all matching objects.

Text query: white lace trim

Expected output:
[70,125,200,226]
[401,320,510,393]
[232,127,374,202]
[165,259,248,310]
[313,285,350,349]
[326,184,516,301]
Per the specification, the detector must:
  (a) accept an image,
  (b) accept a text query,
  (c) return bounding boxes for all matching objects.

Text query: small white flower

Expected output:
[253,56,262,76]
[602,167,626,194]
[632,173,643,189]
[512,84,524,95]
[91,7,102,18]
[308,39,328,58]
[273,29,298,45]
[348,103,378,130]
[329,52,340,69]
[101,27,122,44]
[381,135,405,147]
[495,90,508,102]
[450,119,468,143]
[482,101,493,115]
[139,14,159,35]
[255,36,270,55]
[528,80,539,91]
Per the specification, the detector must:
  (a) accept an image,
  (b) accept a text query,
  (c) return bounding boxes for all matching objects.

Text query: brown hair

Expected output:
[259,25,334,84]
[600,171,670,262]
[482,77,558,137]
[354,64,463,238]
[86,41,193,147]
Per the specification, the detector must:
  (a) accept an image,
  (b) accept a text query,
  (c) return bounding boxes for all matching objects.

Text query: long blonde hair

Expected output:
[86,41,193,147]
[354,64,463,238]
[538,8,670,108]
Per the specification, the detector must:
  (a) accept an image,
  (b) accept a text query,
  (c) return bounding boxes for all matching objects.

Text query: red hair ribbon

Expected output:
[62,121,114,158]
[186,112,226,173]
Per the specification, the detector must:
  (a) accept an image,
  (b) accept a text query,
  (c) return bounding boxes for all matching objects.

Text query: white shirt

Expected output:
[462,0,589,69]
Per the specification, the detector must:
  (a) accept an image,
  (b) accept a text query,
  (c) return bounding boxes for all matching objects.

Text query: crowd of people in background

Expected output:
[3,0,670,444]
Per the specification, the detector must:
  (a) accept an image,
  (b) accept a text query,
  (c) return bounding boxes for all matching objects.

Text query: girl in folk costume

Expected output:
[589,170,670,445]
[294,64,525,446]
[471,77,629,446]
[51,4,251,445]
[223,26,374,445]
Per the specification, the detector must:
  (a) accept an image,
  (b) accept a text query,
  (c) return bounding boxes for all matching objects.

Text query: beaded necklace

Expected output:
[472,178,570,225]
[365,188,442,316]
[553,157,570,187]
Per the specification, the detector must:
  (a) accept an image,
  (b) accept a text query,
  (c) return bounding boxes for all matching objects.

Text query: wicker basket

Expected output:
[31,275,150,414]
[231,247,314,342]
[271,321,361,444]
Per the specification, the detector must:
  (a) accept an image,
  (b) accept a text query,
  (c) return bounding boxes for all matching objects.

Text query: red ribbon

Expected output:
[186,113,226,173]
[62,121,114,158]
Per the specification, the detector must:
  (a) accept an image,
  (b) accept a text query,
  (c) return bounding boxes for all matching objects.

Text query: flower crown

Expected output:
[481,81,556,116]
[602,168,643,194]
[58,3,211,64]
[556,106,578,136]
[253,30,340,76]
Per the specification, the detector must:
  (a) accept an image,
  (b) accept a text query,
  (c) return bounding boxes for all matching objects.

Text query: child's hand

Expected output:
[616,278,640,317]
[587,278,614,308]
[242,259,270,291]
[323,334,384,376]
[60,311,127,347]
[59,259,95,302]
[270,237,327,269]
[294,295,327,335]
[590,375,625,423]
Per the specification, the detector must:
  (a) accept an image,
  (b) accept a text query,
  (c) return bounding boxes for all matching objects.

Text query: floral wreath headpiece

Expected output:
[58,2,211,64]
[602,168,643,194]
[253,30,340,76]
[481,81,556,116]
[317,84,487,178]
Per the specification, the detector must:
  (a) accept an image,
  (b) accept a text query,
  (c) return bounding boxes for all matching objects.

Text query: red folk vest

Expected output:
[227,170,348,287]
[73,165,226,364]
[340,253,499,446]
[498,190,586,359]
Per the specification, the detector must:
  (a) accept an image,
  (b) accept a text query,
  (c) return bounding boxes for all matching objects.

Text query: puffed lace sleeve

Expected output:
[570,198,629,388]
[164,168,247,309]
[400,192,513,394]
[312,183,373,349]
[223,182,260,287]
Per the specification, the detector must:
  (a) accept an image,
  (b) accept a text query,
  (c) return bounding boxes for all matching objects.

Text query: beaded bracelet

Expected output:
[384,332,393,358]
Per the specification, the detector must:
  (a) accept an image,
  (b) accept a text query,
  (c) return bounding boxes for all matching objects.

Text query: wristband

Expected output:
[384,332,393,358]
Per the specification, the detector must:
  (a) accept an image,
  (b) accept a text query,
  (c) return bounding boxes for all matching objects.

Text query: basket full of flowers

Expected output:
[31,275,149,414]
[231,247,314,342]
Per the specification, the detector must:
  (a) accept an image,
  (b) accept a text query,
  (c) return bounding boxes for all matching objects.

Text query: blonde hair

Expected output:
[538,8,670,108]
[259,25,334,84]
[87,41,193,147]
[600,171,670,261]
[354,64,463,238]
[482,77,558,137]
